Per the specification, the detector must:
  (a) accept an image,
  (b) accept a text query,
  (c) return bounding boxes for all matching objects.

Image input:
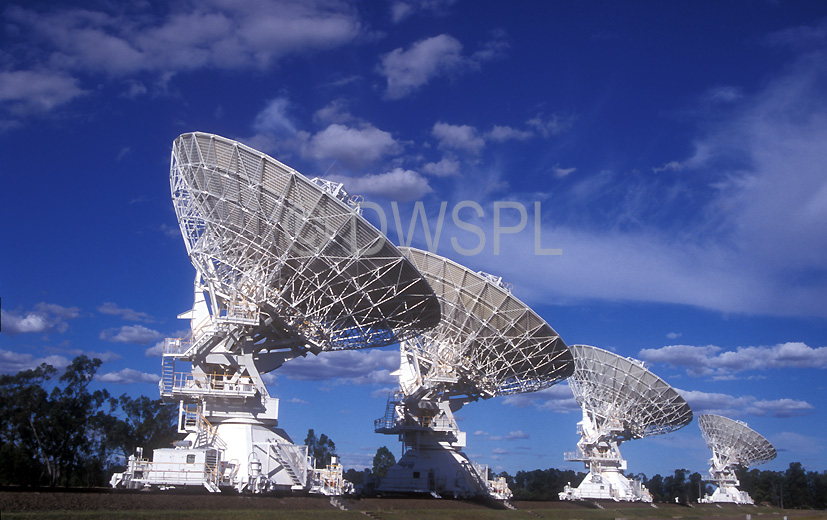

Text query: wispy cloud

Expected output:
[501,383,579,412]
[0,70,86,116]
[98,302,154,323]
[436,40,827,319]
[390,0,457,24]
[378,32,506,99]
[1,0,362,122]
[552,165,576,178]
[253,97,299,138]
[486,125,533,142]
[473,429,531,442]
[279,348,400,386]
[378,35,464,99]
[526,113,574,138]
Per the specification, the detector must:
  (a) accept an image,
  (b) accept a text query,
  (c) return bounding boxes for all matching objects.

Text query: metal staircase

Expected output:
[179,403,227,450]
[203,450,221,492]
[160,356,175,396]
[461,459,490,495]
[374,392,401,432]
[269,442,307,488]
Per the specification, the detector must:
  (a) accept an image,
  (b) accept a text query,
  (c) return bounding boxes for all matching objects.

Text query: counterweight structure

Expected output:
[559,345,692,502]
[697,414,776,504]
[111,132,440,494]
[375,248,573,499]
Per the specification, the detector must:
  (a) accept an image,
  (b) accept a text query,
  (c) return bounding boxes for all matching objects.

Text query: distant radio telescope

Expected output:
[111,132,440,495]
[375,247,573,500]
[559,345,693,502]
[697,414,777,505]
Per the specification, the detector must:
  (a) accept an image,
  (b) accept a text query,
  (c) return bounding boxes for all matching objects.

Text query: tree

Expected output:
[647,473,666,502]
[372,446,396,479]
[106,394,178,463]
[665,469,689,503]
[344,467,368,486]
[784,462,811,509]
[688,472,704,503]
[38,356,113,486]
[0,363,56,486]
[509,467,584,500]
[0,356,113,487]
[305,429,337,468]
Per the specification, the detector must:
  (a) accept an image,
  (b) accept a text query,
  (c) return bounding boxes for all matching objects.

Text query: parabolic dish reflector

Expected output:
[698,414,777,467]
[568,345,692,438]
[170,132,440,351]
[400,247,573,396]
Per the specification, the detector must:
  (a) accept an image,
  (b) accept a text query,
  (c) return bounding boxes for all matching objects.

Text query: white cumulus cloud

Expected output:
[100,325,164,345]
[423,156,461,177]
[678,388,814,418]
[303,123,400,169]
[432,122,485,154]
[97,368,160,384]
[1,303,80,337]
[639,342,827,378]
[328,168,432,202]
[0,349,70,374]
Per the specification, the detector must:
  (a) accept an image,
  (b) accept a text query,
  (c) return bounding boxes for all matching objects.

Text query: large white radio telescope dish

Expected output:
[400,247,573,396]
[171,132,440,352]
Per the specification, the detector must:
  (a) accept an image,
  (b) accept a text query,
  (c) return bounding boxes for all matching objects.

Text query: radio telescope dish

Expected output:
[111,133,439,497]
[400,247,572,397]
[559,345,692,502]
[171,132,440,352]
[375,248,572,500]
[698,414,776,504]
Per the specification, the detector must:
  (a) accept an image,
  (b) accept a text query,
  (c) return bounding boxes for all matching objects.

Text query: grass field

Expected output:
[2,491,825,520]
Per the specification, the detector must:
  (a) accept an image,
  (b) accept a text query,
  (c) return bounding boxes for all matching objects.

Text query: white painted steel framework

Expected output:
[111,133,439,495]
[698,414,776,505]
[559,345,692,502]
[375,248,573,500]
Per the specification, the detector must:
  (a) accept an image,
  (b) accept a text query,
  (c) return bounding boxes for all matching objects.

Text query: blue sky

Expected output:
[2,0,827,479]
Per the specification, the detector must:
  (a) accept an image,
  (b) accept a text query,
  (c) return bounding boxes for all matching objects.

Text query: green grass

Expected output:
[3,505,819,520]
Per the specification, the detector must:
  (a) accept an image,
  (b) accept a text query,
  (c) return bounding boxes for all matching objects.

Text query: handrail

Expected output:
[169,371,257,396]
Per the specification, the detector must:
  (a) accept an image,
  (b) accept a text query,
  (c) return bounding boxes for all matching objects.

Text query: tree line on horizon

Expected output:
[1,356,826,509]
[495,466,827,508]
